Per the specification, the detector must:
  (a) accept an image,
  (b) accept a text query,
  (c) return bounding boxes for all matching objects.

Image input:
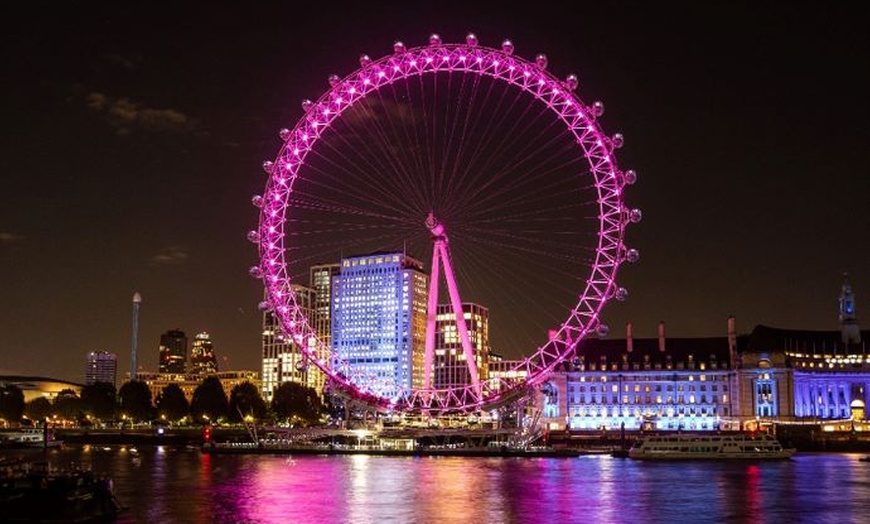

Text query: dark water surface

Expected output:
[37,445,870,523]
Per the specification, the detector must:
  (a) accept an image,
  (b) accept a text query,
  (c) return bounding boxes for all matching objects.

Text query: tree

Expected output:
[24,397,52,423]
[52,389,82,423]
[118,380,154,422]
[156,383,189,423]
[228,381,268,423]
[271,381,324,427]
[0,384,25,423]
[80,382,117,422]
[190,376,228,424]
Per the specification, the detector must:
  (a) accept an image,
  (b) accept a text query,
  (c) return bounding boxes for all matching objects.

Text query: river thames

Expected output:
[35,445,870,523]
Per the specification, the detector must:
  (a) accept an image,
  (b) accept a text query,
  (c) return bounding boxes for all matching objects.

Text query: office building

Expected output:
[85,351,117,386]
[189,332,219,375]
[433,302,490,389]
[261,285,323,402]
[331,252,428,400]
[158,329,188,374]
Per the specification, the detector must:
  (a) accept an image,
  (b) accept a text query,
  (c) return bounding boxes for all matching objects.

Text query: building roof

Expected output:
[572,336,734,370]
[0,375,84,402]
[0,375,84,388]
[746,324,869,354]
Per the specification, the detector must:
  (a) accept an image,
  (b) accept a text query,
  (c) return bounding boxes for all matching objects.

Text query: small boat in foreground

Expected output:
[627,432,796,460]
[0,458,124,522]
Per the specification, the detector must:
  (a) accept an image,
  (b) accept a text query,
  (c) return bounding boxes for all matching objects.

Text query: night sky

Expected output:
[2,2,868,384]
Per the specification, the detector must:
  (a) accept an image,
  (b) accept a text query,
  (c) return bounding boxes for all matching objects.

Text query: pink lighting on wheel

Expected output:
[254,33,636,414]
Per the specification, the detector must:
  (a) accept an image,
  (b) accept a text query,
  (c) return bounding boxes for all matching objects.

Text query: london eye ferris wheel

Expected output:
[248,33,641,415]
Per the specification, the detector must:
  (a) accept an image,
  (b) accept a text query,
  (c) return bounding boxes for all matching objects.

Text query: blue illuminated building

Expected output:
[331,252,428,400]
[539,277,870,431]
[551,320,739,432]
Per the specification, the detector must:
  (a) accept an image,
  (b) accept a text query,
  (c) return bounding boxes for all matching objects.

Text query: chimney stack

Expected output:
[658,321,666,352]
[727,315,737,365]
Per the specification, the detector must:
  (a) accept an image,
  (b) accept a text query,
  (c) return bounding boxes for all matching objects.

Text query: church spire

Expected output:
[839,273,861,345]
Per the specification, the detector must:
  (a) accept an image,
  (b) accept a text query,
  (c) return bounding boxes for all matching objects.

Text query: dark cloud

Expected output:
[150,246,190,266]
[86,92,194,135]
[0,232,25,244]
[103,53,137,72]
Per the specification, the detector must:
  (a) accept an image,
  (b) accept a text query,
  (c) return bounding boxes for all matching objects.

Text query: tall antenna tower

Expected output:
[131,292,142,380]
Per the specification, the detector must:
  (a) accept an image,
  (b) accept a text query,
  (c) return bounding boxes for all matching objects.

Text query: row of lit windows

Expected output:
[796,361,870,369]
[344,358,399,365]
[571,384,726,393]
[572,374,724,382]
[569,406,725,417]
[574,362,727,371]
[571,394,726,405]
[341,255,402,267]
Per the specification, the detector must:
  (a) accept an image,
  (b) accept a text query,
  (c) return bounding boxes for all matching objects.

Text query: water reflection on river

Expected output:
[38,445,870,523]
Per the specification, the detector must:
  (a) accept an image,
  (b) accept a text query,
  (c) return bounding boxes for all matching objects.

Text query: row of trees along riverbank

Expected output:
[0,378,327,428]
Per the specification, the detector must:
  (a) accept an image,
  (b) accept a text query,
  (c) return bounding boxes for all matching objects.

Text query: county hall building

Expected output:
[538,279,870,432]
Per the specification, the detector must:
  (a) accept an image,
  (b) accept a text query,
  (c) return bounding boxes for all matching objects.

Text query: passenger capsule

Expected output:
[624,169,637,185]
[328,74,340,87]
[501,39,514,54]
[629,208,643,224]
[261,160,274,174]
[626,248,640,263]
[278,128,291,141]
[535,54,548,69]
[615,287,629,301]
[592,101,605,117]
[246,230,261,244]
[301,99,313,111]
[611,133,624,149]
[359,54,372,67]
[466,33,478,46]
[429,33,442,46]
[596,323,610,338]
[257,300,273,312]
[249,266,264,279]
[565,74,579,91]
[394,41,406,53]
[251,195,264,208]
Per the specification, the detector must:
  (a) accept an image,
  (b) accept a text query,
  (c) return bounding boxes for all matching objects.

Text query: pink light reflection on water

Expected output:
[51,446,870,523]
[217,455,643,524]
[225,455,516,523]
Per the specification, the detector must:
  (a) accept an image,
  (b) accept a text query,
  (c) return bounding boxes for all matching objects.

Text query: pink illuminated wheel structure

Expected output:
[249,33,641,415]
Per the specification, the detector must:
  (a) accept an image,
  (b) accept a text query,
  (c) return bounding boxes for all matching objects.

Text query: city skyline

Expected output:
[2,2,868,384]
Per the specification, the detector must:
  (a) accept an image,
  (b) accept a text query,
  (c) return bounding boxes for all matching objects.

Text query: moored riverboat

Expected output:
[0,458,123,522]
[627,432,796,460]
[0,428,63,450]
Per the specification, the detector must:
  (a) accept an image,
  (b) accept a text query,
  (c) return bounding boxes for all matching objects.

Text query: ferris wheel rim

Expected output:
[251,35,634,414]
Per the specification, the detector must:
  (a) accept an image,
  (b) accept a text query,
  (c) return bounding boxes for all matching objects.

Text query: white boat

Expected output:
[627,432,796,460]
[0,428,63,449]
